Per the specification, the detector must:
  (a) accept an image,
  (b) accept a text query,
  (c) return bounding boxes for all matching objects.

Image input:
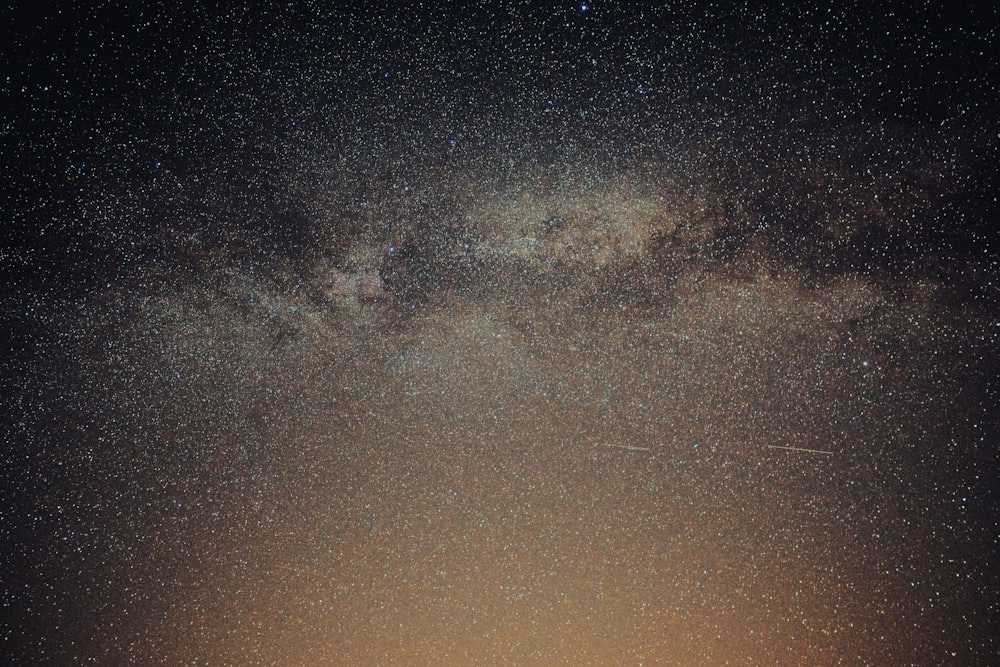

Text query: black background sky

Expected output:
[2,1,999,664]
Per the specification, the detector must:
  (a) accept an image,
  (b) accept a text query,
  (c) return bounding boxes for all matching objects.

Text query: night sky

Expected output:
[2,1,999,664]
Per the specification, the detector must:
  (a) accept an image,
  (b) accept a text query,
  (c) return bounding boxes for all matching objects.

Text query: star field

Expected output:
[2,1,998,664]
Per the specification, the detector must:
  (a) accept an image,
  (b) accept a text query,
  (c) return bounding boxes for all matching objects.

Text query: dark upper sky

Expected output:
[4,2,997,287]
[2,1,998,664]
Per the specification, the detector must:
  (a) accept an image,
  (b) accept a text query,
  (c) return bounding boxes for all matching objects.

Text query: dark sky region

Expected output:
[1,1,998,664]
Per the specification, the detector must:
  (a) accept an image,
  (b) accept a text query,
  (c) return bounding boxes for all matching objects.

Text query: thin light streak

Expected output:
[768,445,834,455]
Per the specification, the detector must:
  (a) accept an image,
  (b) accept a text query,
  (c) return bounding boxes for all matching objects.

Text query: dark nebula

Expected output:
[2,2,998,664]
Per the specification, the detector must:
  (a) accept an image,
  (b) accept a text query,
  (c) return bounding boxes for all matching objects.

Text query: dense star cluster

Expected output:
[2,1,998,664]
